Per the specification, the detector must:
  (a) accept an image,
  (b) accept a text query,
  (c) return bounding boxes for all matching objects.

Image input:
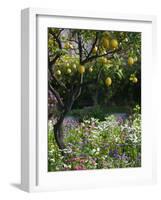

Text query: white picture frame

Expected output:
[21,8,157,192]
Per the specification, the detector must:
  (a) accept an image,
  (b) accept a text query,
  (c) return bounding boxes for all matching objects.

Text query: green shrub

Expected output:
[68,105,130,121]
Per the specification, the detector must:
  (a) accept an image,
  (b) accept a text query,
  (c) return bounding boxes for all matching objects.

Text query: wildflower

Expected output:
[73,165,86,170]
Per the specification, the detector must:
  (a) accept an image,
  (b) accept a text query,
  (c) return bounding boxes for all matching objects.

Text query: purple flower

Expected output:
[109,149,119,158]
[119,153,128,160]
[117,116,124,124]
[63,117,79,133]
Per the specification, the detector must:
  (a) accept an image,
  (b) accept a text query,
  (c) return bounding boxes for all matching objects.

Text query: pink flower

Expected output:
[67,157,80,162]
[79,159,86,163]
[73,165,86,170]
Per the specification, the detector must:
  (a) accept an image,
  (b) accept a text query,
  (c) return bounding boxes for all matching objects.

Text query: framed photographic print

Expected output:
[21,8,157,192]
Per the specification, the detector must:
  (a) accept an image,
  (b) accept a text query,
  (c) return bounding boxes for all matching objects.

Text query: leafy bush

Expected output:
[48,105,141,171]
[69,105,130,121]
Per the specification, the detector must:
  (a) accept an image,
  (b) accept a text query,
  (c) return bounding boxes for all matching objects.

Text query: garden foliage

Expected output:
[48,105,141,171]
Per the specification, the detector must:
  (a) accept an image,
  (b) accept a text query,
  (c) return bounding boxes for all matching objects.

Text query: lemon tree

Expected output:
[48,28,141,154]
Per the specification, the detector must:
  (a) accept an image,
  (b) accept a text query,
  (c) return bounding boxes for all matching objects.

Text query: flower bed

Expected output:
[48,105,141,171]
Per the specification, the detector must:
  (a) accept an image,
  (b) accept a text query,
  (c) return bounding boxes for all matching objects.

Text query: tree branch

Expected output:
[81,42,89,57]
[49,29,63,49]
[73,74,84,100]
[49,54,60,67]
[48,83,64,108]
[81,47,122,65]
[68,39,79,44]
[83,32,99,63]
[77,31,83,64]
[48,63,68,92]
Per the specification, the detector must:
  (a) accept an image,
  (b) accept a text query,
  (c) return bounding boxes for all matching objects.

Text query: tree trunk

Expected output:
[53,117,66,155]
[52,76,82,156]
[92,67,102,106]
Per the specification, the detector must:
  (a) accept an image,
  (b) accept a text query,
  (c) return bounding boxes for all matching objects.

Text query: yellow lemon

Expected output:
[89,67,93,72]
[67,68,72,74]
[110,39,118,49]
[64,42,73,49]
[92,46,98,53]
[66,63,70,67]
[128,57,134,66]
[132,77,138,83]
[72,64,77,69]
[64,42,70,49]
[69,44,74,49]
[56,70,61,76]
[78,65,85,74]
[103,32,110,38]
[102,38,110,49]
[105,77,112,87]
[134,56,138,62]
[100,57,108,64]
[107,60,112,64]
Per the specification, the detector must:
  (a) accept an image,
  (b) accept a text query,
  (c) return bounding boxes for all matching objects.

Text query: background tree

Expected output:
[48,28,141,155]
